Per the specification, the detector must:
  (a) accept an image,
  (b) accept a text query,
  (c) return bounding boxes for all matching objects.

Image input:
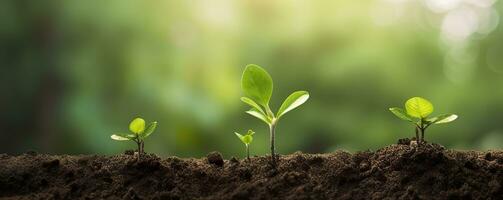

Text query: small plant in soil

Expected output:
[389,97,457,144]
[241,64,309,165]
[111,117,157,159]
[235,130,255,161]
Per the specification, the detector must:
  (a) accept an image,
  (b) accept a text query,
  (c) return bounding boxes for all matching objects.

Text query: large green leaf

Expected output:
[111,133,133,141]
[427,114,458,124]
[140,122,157,138]
[241,64,273,107]
[241,97,266,116]
[129,118,146,134]
[245,108,271,124]
[405,97,434,118]
[277,91,309,118]
[389,107,414,122]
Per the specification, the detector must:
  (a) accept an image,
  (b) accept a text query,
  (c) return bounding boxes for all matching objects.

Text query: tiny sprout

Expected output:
[235,130,255,161]
[389,97,457,144]
[111,117,157,160]
[241,64,309,165]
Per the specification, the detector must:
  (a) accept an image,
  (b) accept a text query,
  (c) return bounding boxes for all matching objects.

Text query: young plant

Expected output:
[241,64,309,165]
[235,130,255,161]
[111,117,157,159]
[389,97,457,144]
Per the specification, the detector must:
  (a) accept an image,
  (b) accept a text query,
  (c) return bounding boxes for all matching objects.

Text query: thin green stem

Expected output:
[415,126,419,144]
[140,140,144,155]
[269,120,277,166]
[135,138,141,161]
[420,127,425,143]
[418,118,426,144]
[246,144,250,161]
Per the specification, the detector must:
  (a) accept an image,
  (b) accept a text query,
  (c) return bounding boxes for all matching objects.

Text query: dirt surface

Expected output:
[1,139,502,200]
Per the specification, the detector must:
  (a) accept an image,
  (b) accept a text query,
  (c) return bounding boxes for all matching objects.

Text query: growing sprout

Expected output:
[241,64,309,165]
[235,130,255,161]
[111,117,157,160]
[389,97,457,144]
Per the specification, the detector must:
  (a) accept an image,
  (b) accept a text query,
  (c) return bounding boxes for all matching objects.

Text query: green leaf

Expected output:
[389,107,415,122]
[241,64,273,107]
[140,122,157,138]
[242,134,253,145]
[405,97,434,118]
[235,132,244,141]
[240,97,266,116]
[246,129,255,135]
[245,108,271,124]
[111,134,133,141]
[428,114,458,124]
[277,91,309,119]
[129,118,146,134]
[235,130,254,145]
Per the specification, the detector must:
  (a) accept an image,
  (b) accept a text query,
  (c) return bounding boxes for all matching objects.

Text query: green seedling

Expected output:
[111,117,157,159]
[235,130,255,161]
[241,64,309,165]
[389,97,457,144]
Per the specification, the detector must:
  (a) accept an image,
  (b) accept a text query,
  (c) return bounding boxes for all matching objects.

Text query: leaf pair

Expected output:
[389,97,457,126]
[235,130,254,145]
[111,118,158,141]
[241,64,309,124]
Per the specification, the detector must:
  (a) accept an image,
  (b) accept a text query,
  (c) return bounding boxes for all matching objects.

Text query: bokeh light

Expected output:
[1,0,502,157]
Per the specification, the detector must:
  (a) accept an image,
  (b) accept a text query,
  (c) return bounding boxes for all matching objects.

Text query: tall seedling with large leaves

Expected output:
[389,97,457,144]
[241,64,309,165]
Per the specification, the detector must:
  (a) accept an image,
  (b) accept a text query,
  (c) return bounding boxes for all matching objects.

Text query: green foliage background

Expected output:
[1,0,503,157]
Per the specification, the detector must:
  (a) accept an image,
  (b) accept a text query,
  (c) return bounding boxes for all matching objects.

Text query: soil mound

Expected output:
[1,141,502,199]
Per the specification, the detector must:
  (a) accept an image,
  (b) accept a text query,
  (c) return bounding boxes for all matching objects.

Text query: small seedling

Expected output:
[111,117,157,160]
[389,97,457,144]
[241,64,309,165]
[235,130,255,161]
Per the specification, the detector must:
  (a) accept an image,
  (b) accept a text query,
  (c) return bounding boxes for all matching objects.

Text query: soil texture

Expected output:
[1,140,502,199]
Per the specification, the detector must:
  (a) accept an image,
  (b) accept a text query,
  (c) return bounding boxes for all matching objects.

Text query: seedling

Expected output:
[389,97,457,144]
[235,130,255,161]
[241,64,309,165]
[111,117,157,160]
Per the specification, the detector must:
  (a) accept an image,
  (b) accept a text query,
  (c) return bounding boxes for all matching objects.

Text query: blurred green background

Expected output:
[1,0,503,157]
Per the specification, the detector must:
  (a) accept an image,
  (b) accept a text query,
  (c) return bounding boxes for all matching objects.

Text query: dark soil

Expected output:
[1,139,502,200]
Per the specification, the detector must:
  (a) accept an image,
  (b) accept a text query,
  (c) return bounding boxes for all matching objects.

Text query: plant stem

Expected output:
[421,119,425,144]
[415,126,420,144]
[135,139,141,161]
[420,128,425,143]
[246,144,250,161]
[136,140,141,154]
[269,121,277,166]
[141,141,145,154]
